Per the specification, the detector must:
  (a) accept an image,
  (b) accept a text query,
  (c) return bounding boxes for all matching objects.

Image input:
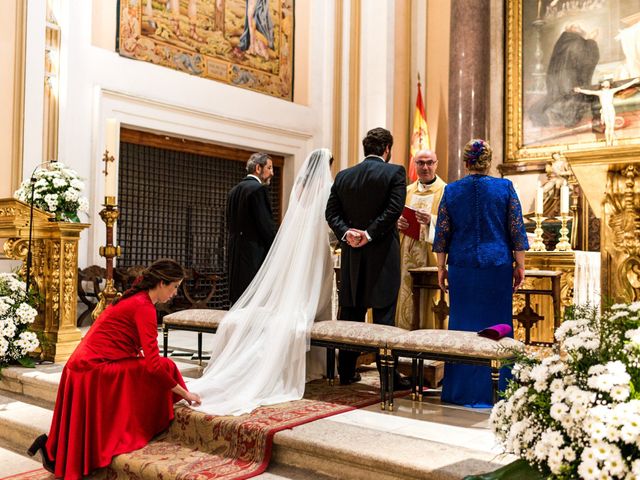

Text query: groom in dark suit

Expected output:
[227,152,277,305]
[325,127,409,388]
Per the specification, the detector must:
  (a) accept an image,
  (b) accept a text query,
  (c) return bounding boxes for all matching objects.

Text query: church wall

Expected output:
[0,0,28,199]
[0,0,20,198]
[425,0,450,180]
[19,0,336,268]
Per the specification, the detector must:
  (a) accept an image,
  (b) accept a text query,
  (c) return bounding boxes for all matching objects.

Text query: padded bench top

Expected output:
[387,329,523,359]
[311,320,407,347]
[163,309,226,328]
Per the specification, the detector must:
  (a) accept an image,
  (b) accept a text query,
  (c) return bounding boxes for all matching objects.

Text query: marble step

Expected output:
[0,395,334,480]
[0,395,505,480]
[0,365,511,480]
[0,360,202,409]
[0,446,41,478]
[0,393,52,454]
[272,418,507,480]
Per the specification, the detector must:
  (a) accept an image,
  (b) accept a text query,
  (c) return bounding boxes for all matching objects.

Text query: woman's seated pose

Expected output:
[28,259,201,480]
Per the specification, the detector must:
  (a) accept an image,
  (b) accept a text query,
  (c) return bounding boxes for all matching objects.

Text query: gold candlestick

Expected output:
[554,214,572,252]
[529,214,547,252]
[92,195,122,319]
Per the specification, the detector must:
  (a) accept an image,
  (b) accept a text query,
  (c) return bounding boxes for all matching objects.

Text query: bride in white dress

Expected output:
[188,148,334,416]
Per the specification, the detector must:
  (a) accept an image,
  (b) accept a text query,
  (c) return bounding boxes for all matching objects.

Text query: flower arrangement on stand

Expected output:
[14,162,89,222]
[0,273,39,369]
[489,303,640,479]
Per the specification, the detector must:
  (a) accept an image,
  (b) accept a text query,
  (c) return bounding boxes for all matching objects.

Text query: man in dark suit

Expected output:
[227,152,277,305]
[325,127,410,388]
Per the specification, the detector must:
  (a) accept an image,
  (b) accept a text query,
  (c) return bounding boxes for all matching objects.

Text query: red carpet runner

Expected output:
[4,377,397,480]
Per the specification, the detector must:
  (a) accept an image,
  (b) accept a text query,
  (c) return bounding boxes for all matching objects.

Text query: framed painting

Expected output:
[505,0,640,163]
[117,0,294,100]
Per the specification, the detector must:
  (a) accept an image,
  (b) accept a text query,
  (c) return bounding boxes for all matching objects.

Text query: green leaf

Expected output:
[463,460,546,480]
[17,356,36,368]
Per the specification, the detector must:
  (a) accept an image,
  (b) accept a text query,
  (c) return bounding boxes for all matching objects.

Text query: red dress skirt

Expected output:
[45,292,188,479]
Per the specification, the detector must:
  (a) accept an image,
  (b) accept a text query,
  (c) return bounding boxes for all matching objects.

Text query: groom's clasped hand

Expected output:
[345,229,369,248]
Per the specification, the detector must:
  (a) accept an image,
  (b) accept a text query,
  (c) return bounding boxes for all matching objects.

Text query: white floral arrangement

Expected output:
[490,303,640,479]
[0,273,39,368]
[15,162,89,222]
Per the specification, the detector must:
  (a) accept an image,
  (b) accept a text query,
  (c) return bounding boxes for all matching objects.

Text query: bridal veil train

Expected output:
[188,148,334,416]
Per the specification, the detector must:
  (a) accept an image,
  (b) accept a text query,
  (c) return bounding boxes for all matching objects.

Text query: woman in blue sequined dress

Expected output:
[432,139,529,407]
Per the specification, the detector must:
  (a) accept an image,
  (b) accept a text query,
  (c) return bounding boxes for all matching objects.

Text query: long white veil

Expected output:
[188,148,334,416]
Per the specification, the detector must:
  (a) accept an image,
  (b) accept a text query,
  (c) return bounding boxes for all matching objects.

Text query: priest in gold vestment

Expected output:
[396,150,446,330]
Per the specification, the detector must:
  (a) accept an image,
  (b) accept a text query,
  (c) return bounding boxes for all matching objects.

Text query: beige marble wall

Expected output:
[426,0,451,180]
[447,0,491,183]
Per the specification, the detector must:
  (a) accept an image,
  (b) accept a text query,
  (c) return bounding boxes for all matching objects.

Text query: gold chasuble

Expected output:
[395,176,446,330]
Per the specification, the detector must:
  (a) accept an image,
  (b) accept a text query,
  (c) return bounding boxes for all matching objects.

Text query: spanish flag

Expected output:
[408,79,430,182]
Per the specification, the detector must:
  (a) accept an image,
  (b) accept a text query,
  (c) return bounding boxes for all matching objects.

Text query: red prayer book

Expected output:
[401,205,421,240]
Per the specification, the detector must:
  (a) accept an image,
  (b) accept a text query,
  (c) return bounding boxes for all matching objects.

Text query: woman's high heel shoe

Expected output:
[27,434,55,473]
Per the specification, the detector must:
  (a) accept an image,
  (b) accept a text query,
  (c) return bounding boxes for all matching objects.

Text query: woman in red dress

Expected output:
[27,259,201,479]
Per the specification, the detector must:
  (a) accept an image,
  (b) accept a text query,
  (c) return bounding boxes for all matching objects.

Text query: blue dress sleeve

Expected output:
[507,183,529,251]
[432,192,450,253]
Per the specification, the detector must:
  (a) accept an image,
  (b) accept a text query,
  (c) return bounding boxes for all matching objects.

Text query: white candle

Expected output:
[560,180,570,214]
[104,118,119,198]
[535,180,544,215]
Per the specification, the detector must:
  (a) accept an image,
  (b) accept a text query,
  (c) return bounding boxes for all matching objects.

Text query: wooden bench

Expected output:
[383,329,522,410]
[162,309,226,364]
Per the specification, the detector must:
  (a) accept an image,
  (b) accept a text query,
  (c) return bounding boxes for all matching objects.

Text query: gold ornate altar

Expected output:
[522,252,574,344]
[564,147,640,303]
[0,198,89,362]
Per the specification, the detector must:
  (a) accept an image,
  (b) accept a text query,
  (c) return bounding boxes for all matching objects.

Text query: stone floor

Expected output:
[0,328,514,479]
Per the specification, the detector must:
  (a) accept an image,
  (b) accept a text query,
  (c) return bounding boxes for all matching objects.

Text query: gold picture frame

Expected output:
[505,0,640,164]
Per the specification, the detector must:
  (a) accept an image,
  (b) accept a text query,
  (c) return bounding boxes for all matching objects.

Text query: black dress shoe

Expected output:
[339,372,362,385]
[392,375,412,391]
[27,434,55,473]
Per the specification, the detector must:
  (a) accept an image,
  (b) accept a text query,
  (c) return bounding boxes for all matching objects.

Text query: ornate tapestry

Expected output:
[117,0,294,100]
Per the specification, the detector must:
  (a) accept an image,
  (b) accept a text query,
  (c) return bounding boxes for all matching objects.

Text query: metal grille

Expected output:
[117,142,282,309]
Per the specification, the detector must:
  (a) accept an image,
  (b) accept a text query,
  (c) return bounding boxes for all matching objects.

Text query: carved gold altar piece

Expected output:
[0,198,89,362]
[564,147,640,303]
[520,252,575,344]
